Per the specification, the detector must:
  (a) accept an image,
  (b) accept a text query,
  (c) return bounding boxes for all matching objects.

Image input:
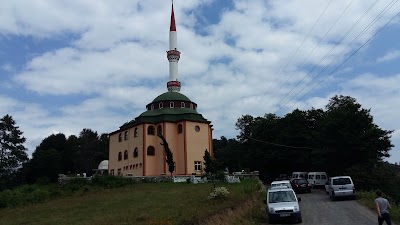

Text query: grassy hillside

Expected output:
[0,180,263,225]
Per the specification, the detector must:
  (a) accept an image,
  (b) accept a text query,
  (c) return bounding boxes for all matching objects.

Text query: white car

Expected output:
[326,176,356,200]
[271,180,292,189]
[264,187,302,224]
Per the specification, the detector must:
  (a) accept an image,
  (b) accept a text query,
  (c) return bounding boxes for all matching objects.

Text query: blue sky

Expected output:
[1,0,400,164]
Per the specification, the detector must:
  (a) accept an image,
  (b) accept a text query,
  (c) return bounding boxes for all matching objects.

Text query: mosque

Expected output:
[108,2,213,177]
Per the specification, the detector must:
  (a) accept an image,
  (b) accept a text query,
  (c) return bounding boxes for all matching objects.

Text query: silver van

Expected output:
[264,187,302,223]
[326,176,356,200]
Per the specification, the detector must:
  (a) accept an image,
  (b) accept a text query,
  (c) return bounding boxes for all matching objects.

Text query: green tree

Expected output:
[320,95,393,174]
[0,115,28,178]
[203,149,216,188]
[158,134,175,178]
[73,129,102,176]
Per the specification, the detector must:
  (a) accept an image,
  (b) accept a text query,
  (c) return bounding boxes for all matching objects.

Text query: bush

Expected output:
[208,187,230,199]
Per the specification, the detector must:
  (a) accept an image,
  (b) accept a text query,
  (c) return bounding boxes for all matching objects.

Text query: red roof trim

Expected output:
[170,3,176,31]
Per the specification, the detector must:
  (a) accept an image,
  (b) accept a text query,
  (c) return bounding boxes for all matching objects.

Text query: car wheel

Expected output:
[298,217,303,223]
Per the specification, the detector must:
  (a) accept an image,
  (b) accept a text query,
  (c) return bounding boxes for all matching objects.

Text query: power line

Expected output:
[289,7,400,110]
[259,0,357,116]
[249,0,334,114]
[248,137,320,150]
[273,0,397,115]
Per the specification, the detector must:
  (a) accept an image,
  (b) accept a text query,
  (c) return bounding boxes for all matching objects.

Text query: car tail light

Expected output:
[307,183,310,186]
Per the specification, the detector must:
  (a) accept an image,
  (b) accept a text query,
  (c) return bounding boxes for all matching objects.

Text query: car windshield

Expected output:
[268,191,296,203]
[332,178,351,185]
[295,179,307,184]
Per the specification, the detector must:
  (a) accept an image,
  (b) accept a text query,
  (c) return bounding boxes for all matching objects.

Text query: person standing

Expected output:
[375,191,392,225]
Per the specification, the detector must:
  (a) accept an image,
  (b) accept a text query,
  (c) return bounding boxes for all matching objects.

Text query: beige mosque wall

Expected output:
[143,123,165,176]
[185,121,212,175]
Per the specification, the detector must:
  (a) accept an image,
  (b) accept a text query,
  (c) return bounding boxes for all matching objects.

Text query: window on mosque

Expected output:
[118,133,122,142]
[157,125,162,135]
[118,152,122,161]
[118,169,121,176]
[134,148,139,158]
[151,104,154,110]
[110,169,114,176]
[170,101,174,108]
[190,103,193,109]
[147,146,155,156]
[124,150,128,160]
[159,102,163,109]
[178,124,183,134]
[194,161,202,171]
[181,102,185,108]
[134,128,139,137]
[124,131,128,140]
[148,126,155,135]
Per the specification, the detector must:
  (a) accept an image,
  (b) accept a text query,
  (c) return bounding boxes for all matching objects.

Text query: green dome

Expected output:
[152,91,191,103]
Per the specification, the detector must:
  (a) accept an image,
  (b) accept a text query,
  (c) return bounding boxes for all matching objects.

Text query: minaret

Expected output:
[166,1,181,92]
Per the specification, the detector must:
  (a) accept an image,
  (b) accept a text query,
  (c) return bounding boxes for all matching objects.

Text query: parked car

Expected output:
[291,178,312,193]
[291,172,308,181]
[326,176,356,200]
[307,172,328,188]
[271,180,292,189]
[264,187,302,224]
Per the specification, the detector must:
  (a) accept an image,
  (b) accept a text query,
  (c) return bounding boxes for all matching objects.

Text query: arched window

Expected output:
[147,126,155,135]
[181,102,185,108]
[134,128,139,137]
[124,150,128,160]
[177,124,183,134]
[133,148,139,158]
[124,131,128,140]
[151,104,154,110]
[147,146,155,156]
[169,101,174,108]
[159,102,163,109]
[190,103,193,109]
[118,133,122,142]
[157,125,162,135]
[118,152,122,161]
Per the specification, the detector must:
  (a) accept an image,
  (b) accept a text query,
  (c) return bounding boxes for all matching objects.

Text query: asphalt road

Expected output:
[271,189,389,225]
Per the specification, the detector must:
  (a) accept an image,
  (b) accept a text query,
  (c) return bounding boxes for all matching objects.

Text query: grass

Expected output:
[357,191,400,223]
[0,180,262,225]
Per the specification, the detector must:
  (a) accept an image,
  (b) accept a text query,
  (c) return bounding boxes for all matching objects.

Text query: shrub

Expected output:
[208,187,230,199]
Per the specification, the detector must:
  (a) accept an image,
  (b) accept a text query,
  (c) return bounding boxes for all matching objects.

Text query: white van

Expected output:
[326,176,356,200]
[291,172,308,181]
[307,172,328,188]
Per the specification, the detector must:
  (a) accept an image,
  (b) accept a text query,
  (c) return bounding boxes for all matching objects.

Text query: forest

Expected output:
[1,95,399,202]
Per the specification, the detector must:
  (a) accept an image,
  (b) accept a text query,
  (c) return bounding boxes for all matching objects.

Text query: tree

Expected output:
[203,149,216,188]
[0,115,28,178]
[73,129,102,176]
[158,133,175,178]
[320,95,393,174]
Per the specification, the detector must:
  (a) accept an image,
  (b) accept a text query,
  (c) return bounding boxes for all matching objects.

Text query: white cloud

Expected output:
[377,50,400,62]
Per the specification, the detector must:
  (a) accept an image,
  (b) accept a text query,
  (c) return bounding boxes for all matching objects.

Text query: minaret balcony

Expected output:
[167,81,181,92]
[167,50,181,61]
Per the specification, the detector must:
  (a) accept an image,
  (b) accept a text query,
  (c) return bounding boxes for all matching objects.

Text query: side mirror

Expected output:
[298,197,301,202]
